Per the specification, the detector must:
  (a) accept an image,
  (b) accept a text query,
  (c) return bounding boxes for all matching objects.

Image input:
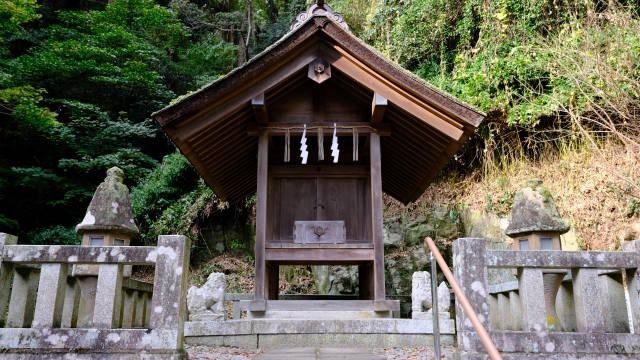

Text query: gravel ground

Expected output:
[186,345,457,360]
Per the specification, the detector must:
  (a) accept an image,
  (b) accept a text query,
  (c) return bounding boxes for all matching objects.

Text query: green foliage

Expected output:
[141,182,218,245]
[175,34,237,88]
[0,0,236,242]
[626,199,640,218]
[131,151,200,240]
[27,225,79,246]
[0,85,58,131]
[0,0,40,43]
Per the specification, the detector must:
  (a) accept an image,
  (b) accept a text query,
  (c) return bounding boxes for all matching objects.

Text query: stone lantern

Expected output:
[73,167,138,327]
[506,179,569,251]
[76,166,139,250]
[506,179,570,331]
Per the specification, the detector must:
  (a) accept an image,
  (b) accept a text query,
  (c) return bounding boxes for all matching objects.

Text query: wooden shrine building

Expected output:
[152,1,484,315]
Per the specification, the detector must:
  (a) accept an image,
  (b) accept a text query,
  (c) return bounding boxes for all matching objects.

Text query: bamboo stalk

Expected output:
[424,237,503,360]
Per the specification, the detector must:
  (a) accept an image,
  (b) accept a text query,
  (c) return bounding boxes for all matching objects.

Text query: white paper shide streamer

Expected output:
[300,124,309,164]
[331,122,339,163]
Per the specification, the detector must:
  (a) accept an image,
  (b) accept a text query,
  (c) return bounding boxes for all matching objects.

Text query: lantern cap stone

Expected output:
[76,166,139,236]
[505,179,570,236]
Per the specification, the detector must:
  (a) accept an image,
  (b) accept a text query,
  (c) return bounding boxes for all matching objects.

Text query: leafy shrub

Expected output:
[131,151,199,241]
[27,225,79,245]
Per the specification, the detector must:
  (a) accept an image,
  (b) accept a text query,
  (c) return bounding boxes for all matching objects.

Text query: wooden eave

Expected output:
[152,15,485,204]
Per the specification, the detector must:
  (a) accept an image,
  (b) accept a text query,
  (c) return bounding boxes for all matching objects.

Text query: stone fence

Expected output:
[0,233,190,359]
[454,237,640,359]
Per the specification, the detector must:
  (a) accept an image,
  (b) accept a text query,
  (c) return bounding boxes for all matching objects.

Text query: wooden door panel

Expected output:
[317,178,369,242]
[269,178,316,242]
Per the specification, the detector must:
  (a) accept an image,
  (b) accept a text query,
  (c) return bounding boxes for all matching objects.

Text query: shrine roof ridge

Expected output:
[152,13,484,128]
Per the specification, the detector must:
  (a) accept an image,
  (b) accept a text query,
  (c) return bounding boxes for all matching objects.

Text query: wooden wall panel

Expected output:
[268,178,316,242]
[267,173,371,244]
[268,79,369,124]
[317,178,370,242]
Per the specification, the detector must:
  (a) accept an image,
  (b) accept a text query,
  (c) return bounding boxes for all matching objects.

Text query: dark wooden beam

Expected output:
[251,93,268,124]
[371,93,387,125]
[247,122,391,136]
[265,248,374,262]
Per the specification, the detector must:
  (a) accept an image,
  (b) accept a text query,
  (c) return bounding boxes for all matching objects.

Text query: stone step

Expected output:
[185,319,455,350]
[256,347,386,360]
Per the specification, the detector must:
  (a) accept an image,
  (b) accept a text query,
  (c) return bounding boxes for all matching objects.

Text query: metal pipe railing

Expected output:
[430,251,441,359]
[424,237,503,360]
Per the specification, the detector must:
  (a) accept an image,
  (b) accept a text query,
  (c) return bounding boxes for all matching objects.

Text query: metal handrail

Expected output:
[424,237,503,360]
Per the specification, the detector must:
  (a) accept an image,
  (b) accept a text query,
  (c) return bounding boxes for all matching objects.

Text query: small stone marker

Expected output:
[411,271,432,317]
[437,281,451,315]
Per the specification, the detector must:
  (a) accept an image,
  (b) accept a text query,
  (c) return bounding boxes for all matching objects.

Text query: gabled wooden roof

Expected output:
[152,7,484,204]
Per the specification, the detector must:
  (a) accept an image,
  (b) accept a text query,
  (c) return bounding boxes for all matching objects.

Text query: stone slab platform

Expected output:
[184,319,455,350]
[458,354,639,360]
[256,347,386,360]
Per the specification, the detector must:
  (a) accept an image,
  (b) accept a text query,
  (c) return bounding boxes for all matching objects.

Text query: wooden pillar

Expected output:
[369,133,385,302]
[252,132,268,311]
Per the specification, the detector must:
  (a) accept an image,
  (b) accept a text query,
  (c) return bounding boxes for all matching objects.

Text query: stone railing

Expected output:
[0,233,190,359]
[454,238,640,359]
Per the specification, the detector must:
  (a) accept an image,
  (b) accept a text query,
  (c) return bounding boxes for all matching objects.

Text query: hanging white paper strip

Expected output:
[300,124,308,164]
[331,123,339,163]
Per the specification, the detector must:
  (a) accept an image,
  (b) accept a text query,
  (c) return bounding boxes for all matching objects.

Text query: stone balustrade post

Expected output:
[32,263,69,328]
[497,292,511,330]
[488,294,498,330]
[61,277,80,328]
[453,238,490,352]
[7,267,39,327]
[149,235,190,349]
[93,264,123,328]
[518,268,546,331]
[134,291,146,327]
[121,289,137,328]
[508,290,522,330]
[0,233,18,327]
[556,282,576,331]
[599,271,629,332]
[572,268,606,332]
[623,240,640,333]
[76,276,98,327]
